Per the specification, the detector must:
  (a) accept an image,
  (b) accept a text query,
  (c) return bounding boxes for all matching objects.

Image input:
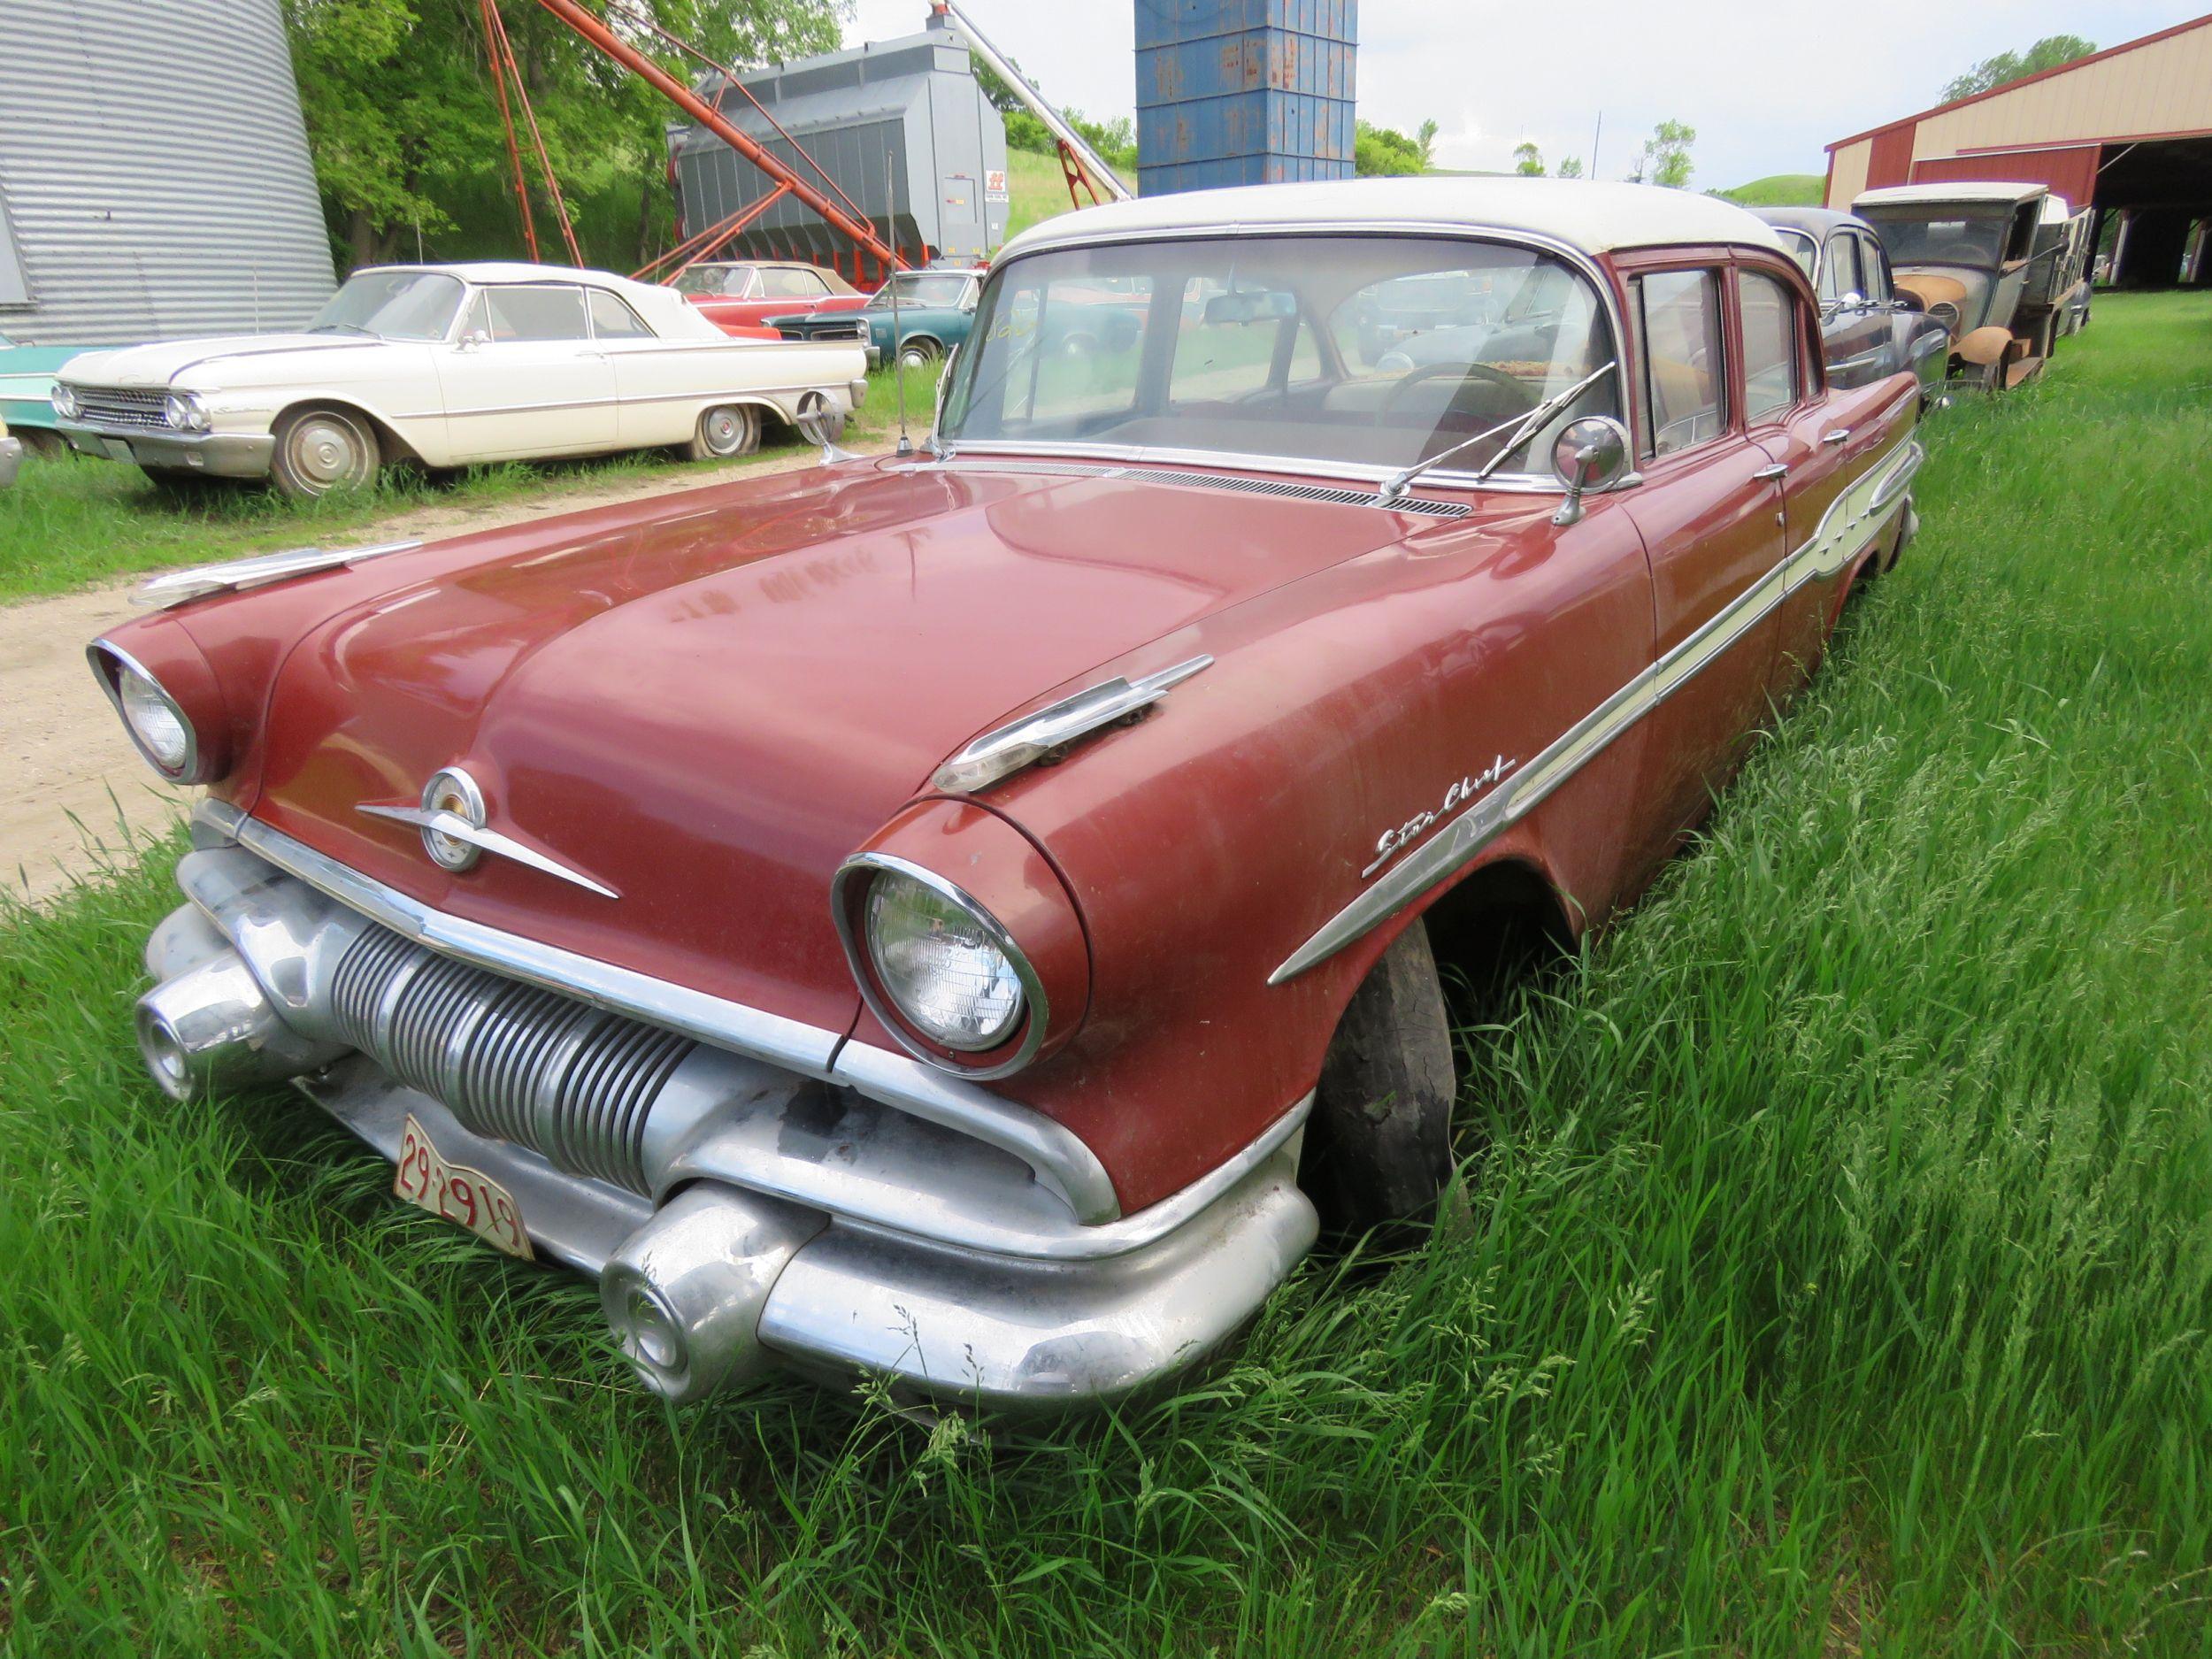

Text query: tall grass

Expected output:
[2,295,2208,1655]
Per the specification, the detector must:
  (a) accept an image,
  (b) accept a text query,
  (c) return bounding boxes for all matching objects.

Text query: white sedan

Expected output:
[52,263,870,498]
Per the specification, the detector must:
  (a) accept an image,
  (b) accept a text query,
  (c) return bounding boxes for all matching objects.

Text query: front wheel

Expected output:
[1298,921,1458,1239]
[895,339,941,373]
[684,403,761,462]
[271,405,380,499]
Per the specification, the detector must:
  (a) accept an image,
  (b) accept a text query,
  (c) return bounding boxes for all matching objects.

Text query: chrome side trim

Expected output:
[132,540,424,611]
[931,655,1213,794]
[194,800,1121,1223]
[356,802,620,899]
[830,851,1052,1079]
[1270,437,1922,984]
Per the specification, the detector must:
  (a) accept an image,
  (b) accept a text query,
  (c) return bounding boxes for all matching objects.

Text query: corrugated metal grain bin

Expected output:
[0,0,335,345]
[668,14,1008,284]
[1135,0,1356,196]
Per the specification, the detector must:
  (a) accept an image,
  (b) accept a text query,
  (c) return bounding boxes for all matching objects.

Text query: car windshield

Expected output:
[672,265,751,297]
[870,273,971,309]
[308,271,466,340]
[1860,209,2010,267]
[938,234,1618,479]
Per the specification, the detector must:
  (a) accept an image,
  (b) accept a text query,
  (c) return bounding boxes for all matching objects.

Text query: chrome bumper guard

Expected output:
[139,811,1317,1407]
[60,421,276,478]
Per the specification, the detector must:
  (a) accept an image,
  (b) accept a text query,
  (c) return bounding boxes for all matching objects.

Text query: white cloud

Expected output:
[846,1,2190,190]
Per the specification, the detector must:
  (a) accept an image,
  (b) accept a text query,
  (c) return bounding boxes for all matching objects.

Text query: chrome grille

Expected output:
[329,922,695,1192]
[780,319,868,342]
[71,386,172,432]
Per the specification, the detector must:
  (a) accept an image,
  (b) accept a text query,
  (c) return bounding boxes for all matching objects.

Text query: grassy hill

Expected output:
[1716,173,1826,207]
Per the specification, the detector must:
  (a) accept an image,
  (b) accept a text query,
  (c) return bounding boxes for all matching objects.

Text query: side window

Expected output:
[1819,235,1860,303]
[1740,272,1799,425]
[764,267,826,299]
[477,284,589,342]
[1856,234,1891,303]
[1636,269,1725,457]
[587,288,655,340]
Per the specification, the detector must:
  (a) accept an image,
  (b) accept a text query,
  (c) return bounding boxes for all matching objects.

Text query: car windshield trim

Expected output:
[307,271,467,342]
[935,227,1629,492]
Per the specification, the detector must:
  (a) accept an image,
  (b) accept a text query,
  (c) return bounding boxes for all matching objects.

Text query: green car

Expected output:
[0,327,91,454]
[765,269,980,371]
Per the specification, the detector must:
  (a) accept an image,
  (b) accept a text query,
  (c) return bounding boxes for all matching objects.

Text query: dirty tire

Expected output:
[1300,920,1459,1239]
[686,403,761,462]
[897,338,941,372]
[271,405,380,499]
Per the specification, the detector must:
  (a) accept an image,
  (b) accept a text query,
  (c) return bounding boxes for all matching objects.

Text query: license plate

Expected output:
[103,439,135,464]
[395,1114,534,1260]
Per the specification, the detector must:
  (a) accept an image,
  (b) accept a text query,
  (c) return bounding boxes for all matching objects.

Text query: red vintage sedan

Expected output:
[672,259,870,335]
[94,179,1921,1409]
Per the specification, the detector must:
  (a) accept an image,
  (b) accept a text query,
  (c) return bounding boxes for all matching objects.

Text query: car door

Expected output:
[584,286,691,451]
[439,282,618,460]
[761,266,829,316]
[1818,232,1891,388]
[1747,257,1916,695]
[1615,258,1787,853]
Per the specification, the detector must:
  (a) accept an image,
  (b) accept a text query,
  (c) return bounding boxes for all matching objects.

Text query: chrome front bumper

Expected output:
[60,422,275,478]
[0,434,19,488]
[138,808,1316,1408]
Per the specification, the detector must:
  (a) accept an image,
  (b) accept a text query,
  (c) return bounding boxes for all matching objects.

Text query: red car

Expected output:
[671,260,869,335]
[95,179,1921,1409]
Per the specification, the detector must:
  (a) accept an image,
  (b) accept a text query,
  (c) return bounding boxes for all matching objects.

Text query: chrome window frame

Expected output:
[936,220,1637,496]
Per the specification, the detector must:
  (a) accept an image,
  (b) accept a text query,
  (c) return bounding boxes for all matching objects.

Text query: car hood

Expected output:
[236,458,1415,1031]
[60,334,388,388]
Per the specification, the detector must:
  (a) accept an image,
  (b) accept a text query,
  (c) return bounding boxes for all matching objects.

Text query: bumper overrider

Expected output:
[60,422,275,478]
[137,802,1317,1408]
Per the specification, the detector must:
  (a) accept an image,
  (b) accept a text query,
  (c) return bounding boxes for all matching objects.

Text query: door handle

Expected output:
[1753,463,1789,481]
[1821,427,1852,445]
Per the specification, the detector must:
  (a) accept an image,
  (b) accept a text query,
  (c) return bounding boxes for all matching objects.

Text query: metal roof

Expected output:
[1855,182,2047,207]
[1001,177,1788,259]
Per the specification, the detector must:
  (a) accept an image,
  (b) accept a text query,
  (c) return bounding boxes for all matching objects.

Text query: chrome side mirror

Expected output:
[794,388,853,464]
[457,329,490,352]
[1549,414,1631,527]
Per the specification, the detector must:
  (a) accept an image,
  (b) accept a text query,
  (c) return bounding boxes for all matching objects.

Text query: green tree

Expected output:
[1355,119,1425,177]
[284,0,848,274]
[1512,141,1544,177]
[1942,34,2094,101]
[1556,155,1584,179]
[1640,119,1695,188]
[1415,118,1439,169]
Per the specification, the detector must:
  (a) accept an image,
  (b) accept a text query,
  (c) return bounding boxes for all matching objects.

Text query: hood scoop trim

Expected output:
[931,458,1473,519]
[932,656,1213,795]
[134,540,425,611]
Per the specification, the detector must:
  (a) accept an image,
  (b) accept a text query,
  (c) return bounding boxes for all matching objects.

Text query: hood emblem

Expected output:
[358,766,618,899]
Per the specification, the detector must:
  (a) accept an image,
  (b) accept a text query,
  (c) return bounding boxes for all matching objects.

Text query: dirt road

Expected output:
[3,447,866,903]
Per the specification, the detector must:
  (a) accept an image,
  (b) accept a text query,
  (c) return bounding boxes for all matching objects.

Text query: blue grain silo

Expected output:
[1134,0,1357,196]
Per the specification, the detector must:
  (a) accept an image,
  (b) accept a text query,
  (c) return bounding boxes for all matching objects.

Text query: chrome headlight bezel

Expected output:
[165,391,211,433]
[51,381,81,421]
[832,853,1048,1078]
[88,641,202,780]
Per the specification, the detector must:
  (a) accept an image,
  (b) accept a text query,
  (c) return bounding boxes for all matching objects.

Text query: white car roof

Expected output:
[1000,177,1789,261]
[1855,182,2047,209]
[360,261,725,342]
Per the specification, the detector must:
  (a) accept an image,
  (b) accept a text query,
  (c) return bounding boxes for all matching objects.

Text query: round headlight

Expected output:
[164,392,209,433]
[864,868,1025,1051]
[51,382,81,420]
[117,664,195,774]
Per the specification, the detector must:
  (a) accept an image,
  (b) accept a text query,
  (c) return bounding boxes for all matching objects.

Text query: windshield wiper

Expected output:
[1377,359,1617,503]
[309,322,374,336]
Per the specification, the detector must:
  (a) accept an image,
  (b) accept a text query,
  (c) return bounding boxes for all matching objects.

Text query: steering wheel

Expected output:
[1380,361,1536,422]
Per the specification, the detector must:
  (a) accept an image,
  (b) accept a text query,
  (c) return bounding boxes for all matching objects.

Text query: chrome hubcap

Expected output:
[288,417,364,490]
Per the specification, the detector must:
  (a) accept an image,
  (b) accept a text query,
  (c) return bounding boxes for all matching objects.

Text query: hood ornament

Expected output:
[359,766,618,899]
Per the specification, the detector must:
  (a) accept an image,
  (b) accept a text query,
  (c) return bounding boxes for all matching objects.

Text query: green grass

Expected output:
[0,362,939,603]
[1717,173,1828,207]
[4,294,2211,1654]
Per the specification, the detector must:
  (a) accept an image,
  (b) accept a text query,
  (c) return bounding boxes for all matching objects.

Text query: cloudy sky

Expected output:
[846,1,2191,188]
